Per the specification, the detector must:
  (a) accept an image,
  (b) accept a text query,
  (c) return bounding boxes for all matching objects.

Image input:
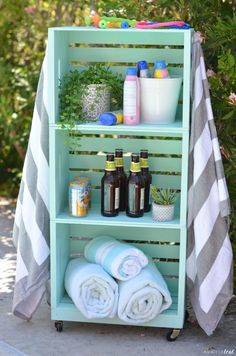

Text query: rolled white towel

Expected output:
[118,257,172,324]
[64,257,118,319]
[84,236,148,281]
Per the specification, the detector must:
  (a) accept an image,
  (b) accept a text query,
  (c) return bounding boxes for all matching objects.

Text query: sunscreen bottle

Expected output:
[154,60,170,79]
[123,67,140,125]
[98,110,123,125]
[137,60,150,78]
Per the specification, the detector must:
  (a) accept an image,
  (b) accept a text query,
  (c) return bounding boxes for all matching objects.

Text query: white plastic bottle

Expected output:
[123,67,140,125]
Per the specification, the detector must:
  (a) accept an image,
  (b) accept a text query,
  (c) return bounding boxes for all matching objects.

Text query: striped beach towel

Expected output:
[187,34,233,335]
[12,49,50,320]
[84,236,148,281]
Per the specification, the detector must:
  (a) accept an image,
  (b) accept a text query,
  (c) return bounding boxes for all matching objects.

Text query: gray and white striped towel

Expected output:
[12,49,50,320]
[187,34,233,335]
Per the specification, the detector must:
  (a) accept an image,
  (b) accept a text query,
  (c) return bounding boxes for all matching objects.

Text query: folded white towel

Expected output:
[84,236,148,281]
[64,257,118,319]
[118,257,172,324]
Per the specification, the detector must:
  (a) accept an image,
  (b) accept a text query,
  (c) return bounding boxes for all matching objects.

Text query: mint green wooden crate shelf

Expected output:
[48,27,192,331]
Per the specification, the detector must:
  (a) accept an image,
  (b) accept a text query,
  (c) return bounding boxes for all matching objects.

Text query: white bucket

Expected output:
[139,76,182,124]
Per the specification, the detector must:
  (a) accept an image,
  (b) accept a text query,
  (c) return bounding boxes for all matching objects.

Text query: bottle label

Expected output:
[104,184,119,212]
[140,158,149,168]
[129,184,135,213]
[140,69,150,78]
[140,188,144,210]
[105,161,116,171]
[154,68,169,79]
[104,184,111,212]
[115,187,119,209]
[130,162,141,172]
[115,157,123,167]
[124,81,137,116]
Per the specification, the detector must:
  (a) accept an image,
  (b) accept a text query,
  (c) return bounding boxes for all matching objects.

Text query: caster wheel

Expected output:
[166,329,181,342]
[55,321,63,332]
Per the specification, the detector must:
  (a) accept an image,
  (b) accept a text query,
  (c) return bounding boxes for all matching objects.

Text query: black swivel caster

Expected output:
[55,320,63,332]
[166,329,181,341]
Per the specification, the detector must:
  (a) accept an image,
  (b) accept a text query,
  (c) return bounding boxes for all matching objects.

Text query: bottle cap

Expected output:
[131,153,140,162]
[115,149,123,156]
[137,61,148,70]
[121,21,129,29]
[140,149,148,158]
[106,153,115,161]
[126,67,137,76]
[155,60,167,69]
[99,112,117,126]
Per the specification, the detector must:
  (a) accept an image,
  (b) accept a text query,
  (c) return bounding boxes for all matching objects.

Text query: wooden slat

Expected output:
[68,47,184,64]
[87,189,180,208]
[68,64,184,79]
[69,244,179,277]
[69,154,182,172]
[132,242,179,259]
[69,171,181,189]
[69,241,179,277]
[69,236,180,260]
[67,29,185,46]
[69,225,181,243]
[69,137,182,155]
[155,261,179,276]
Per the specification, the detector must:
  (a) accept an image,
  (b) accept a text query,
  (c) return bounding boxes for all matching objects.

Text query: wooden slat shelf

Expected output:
[55,205,180,229]
[55,205,181,229]
[51,121,187,136]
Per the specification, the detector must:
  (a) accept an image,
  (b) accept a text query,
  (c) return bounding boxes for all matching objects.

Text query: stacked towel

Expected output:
[64,257,118,319]
[84,236,148,281]
[118,257,172,324]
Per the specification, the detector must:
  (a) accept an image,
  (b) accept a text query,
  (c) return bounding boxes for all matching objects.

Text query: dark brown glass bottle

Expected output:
[140,149,152,213]
[126,153,145,218]
[115,149,127,212]
[101,153,119,217]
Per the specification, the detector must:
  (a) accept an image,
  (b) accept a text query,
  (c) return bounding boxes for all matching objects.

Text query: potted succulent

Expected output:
[150,186,177,222]
[59,64,123,123]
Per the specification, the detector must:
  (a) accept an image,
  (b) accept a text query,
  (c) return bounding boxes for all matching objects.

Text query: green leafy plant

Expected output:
[59,64,123,125]
[150,186,177,206]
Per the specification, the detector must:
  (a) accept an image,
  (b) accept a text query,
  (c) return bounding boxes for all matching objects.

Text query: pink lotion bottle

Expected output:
[123,67,140,125]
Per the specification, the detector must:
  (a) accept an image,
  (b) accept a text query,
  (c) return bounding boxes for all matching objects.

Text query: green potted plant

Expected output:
[150,186,177,222]
[59,64,123,123]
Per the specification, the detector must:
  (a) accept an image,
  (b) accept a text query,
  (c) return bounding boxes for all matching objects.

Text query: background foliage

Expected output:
[0,0,235,286]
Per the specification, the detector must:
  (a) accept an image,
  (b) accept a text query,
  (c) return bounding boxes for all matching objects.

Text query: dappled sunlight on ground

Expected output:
[0,257,16,294]
[0,198,16,295]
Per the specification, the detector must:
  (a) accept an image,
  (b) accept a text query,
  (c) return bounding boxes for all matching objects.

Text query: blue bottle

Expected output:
[137,60,150,78]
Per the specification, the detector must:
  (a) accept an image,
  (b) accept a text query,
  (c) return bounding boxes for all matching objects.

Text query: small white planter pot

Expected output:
[82,84,111,120]
[152,202,175,222]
